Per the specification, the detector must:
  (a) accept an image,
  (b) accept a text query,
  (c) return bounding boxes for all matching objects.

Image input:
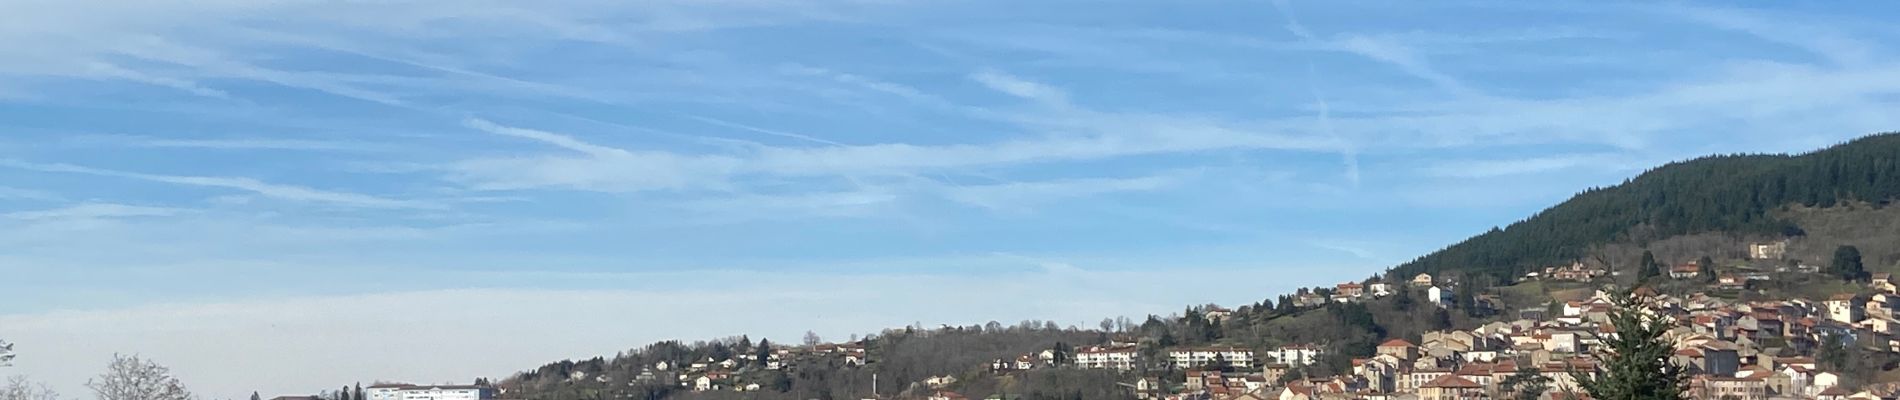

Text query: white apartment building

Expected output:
[1076,347,1139,370]
[1168,347,1255,369]
[1266,345,1325,366]
[365,384,412,400]
[364,385,495,400]
[400,386,495,400]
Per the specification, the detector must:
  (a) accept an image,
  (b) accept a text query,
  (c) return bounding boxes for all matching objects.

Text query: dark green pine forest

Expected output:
[1391,133,1900,281]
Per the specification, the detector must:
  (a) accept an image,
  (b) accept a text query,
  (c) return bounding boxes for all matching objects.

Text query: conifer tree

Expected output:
[1697,256,1716,283]
[1574,291,1688,400]
[1832,245,1866,282]
[1638,251,1661,281]
[1500,365,1550,400]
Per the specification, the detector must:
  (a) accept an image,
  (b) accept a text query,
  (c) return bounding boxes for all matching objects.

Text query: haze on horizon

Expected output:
[3,1,1900,398]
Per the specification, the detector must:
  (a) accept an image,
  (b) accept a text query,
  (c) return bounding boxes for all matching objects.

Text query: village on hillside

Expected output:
[613,240,1898,400]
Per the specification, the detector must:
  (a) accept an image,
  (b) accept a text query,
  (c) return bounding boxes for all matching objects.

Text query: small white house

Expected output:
[1428,286,1452,307]
[1370,283,1395,297]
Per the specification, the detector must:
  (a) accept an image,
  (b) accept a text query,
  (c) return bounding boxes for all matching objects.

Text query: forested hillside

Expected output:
[1391,133,1900,280]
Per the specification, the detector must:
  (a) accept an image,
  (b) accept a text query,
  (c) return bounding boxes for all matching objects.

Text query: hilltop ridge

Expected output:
[1390,133,1900,281]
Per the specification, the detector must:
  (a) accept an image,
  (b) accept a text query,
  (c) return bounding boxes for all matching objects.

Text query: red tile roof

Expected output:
[1422,375,1483,389]
[1378,339,1416,348]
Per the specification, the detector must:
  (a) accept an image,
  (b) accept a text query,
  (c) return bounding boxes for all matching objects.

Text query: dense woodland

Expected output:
[1391,132,1900,281]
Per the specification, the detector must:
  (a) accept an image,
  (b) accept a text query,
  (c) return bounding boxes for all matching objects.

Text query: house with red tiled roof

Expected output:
[1376,338,1418,360]
[1819,385,1852,400]
[1278,384,1315,400]
[1669,262,1705,279]
[1699,376,1768,400]
[1419,375,1485,400]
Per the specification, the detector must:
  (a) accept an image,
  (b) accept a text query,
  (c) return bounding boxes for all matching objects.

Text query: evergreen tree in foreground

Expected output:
[1574,291,1688,400]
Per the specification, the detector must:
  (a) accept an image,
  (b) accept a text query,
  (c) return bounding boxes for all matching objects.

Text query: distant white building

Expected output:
[1751,241,1788,260]
[1265,344,1325,366]
[372,385,495,400]
[1168,347,1256,369]
[365,384,412,400]
[1428,286,1452,307]
[1369,283,1395,297]
[1076,346,1140,370]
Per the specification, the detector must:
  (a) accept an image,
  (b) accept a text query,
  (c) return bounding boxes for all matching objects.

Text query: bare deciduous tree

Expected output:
[0,340,14,366]
[88,354,194,400]
[1,376,60,400]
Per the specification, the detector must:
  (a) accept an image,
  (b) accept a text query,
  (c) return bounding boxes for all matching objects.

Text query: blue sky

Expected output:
[4,1,1900,398]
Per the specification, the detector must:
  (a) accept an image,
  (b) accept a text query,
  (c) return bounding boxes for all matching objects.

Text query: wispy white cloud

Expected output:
[455,119,742,192]
[0,160,432,209]
[82,62,232,98]
[1670,5,1878,67]
[65,135,385,152]
[969,70,1068,104]
[940,174,1179,211]
[681,114,847,146]
[3,203,187,221]
[1420,153,1630,179]
[451,113,1339,194]
[1308,240,1381,262]
[464,119,631,158]
[0,186,60,202]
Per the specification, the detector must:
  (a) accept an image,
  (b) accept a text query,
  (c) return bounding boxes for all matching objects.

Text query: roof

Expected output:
[1821,386,1853,396]
[1378,339,1416,348]
[1421,375,1483,389]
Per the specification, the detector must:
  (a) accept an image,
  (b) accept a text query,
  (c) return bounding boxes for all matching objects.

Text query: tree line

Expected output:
[1393,132,1900,281]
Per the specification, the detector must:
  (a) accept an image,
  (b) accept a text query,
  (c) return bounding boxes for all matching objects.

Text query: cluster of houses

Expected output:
[562,241,1900,400]
[662,342,868,392]
[1141,272,1900,400]
[949,262,1900,400]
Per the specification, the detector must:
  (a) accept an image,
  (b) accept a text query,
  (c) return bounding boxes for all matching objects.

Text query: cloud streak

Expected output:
[0,160,432,209]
